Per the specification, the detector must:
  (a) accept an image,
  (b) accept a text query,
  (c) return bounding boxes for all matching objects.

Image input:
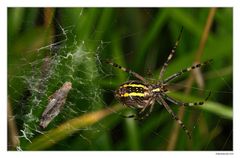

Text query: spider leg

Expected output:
[105,60,146,83]
[161,91,211,106]
[143,103,155,119]
[163,59,213,84]
[135,98,155,120]
[133,98,156,120]
[120,98,155,120]
[157,95,192,139]
[159,27,183,80]
[133,102,154,120]
[139,98,155,114]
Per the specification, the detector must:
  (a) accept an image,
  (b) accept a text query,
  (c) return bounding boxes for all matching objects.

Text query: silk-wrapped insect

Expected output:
[39,81,72,129]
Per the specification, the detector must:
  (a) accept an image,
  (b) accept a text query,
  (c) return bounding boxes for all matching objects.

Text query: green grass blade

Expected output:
[25,105,123,150]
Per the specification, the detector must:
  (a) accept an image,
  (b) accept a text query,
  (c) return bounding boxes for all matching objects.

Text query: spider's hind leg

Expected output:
[105,60,146,83]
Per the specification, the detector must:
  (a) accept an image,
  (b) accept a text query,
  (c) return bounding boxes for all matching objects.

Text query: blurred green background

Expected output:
[8,8,232,151]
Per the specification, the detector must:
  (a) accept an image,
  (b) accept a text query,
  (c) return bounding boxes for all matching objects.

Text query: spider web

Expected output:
[7,8,233,151]
[8,17,113,150]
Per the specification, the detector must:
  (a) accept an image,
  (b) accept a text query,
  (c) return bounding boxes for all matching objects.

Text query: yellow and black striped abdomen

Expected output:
[115,81,152,109]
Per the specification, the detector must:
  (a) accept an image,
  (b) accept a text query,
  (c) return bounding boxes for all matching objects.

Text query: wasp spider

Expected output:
[106,28,212,139]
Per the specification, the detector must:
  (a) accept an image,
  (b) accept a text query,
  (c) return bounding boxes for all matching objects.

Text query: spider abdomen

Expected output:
[115,80,152,109]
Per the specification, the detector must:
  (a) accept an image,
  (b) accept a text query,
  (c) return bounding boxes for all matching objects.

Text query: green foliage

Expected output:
[8,8,232,151]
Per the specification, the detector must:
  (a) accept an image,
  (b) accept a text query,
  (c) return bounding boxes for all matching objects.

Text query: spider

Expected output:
[105,28,212,139]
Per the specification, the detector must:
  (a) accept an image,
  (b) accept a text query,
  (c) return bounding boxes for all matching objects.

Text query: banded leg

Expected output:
[157,95,192,139]
[120,99,155,120]
[163,59,213,84]
[137,104,154,120]
[159,27,183,80]
[105,60,146,83]
[161,91,211,107]
[139,97,155,114]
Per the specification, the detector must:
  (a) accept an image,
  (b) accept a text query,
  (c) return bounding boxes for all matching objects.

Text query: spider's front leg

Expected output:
[161,91,211,107]
[159,27,183,80]
[163,59,213,84]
